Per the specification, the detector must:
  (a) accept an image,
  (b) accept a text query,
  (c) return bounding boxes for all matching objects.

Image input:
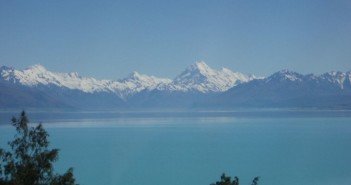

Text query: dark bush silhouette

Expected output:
[210,173,259,185]
[0,111,77,185]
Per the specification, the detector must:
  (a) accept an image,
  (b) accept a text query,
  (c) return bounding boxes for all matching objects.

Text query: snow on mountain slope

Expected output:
[3,62,349,98]
[0,62,259,96]
[121,72,172,91]
[1,63,350,109]
[1,64,113,93]
[265,69,307,83]
[110,72,172,98]
[0,64,171,99]
[263,69,351,91]
[164,61,258,92]
[321,71,349,89]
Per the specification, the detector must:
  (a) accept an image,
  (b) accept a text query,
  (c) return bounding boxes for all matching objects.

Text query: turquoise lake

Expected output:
[1,110,351,185]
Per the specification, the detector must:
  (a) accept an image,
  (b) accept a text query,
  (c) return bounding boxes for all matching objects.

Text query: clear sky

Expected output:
[0,0,350,79]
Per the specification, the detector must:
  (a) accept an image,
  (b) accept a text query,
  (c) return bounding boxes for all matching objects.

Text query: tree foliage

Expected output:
[210,173,259,185]
[0,111,77,185]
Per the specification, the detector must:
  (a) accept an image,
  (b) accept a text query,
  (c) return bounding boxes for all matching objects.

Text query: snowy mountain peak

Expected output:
[172,61,257,92]
[26,64,47,73]
[123,71,171,84]
[189,61,213,74]
[266,69,304,82]
[175,62,211,83]
[277,69,298,75]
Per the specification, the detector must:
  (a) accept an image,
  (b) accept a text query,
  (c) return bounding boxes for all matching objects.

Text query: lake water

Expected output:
[1,110,351,185]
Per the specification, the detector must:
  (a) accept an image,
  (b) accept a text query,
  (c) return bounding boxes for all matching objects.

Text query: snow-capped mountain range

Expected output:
[0,61,350,110]
[0,61,257,98]
[264,69,351,89]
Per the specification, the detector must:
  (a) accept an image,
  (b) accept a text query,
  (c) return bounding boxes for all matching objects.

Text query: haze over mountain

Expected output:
[0,62,350,110]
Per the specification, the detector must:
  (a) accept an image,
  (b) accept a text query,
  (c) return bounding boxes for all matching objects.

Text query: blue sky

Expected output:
[0,0,350,79]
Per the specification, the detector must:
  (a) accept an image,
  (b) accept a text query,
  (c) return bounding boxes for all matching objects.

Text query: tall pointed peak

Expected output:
[194,60,208,67]
[189,61,210,70]
[183,61,216,76]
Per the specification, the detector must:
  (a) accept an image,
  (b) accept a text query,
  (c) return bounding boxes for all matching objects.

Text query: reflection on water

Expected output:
[1,109,351,126]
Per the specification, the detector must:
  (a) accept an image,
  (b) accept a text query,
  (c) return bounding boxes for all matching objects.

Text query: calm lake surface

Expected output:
[1,110,351,185]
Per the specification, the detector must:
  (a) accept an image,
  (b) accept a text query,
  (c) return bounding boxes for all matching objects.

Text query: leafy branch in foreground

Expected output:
[210,173,259,185]
[0,111,77,185]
